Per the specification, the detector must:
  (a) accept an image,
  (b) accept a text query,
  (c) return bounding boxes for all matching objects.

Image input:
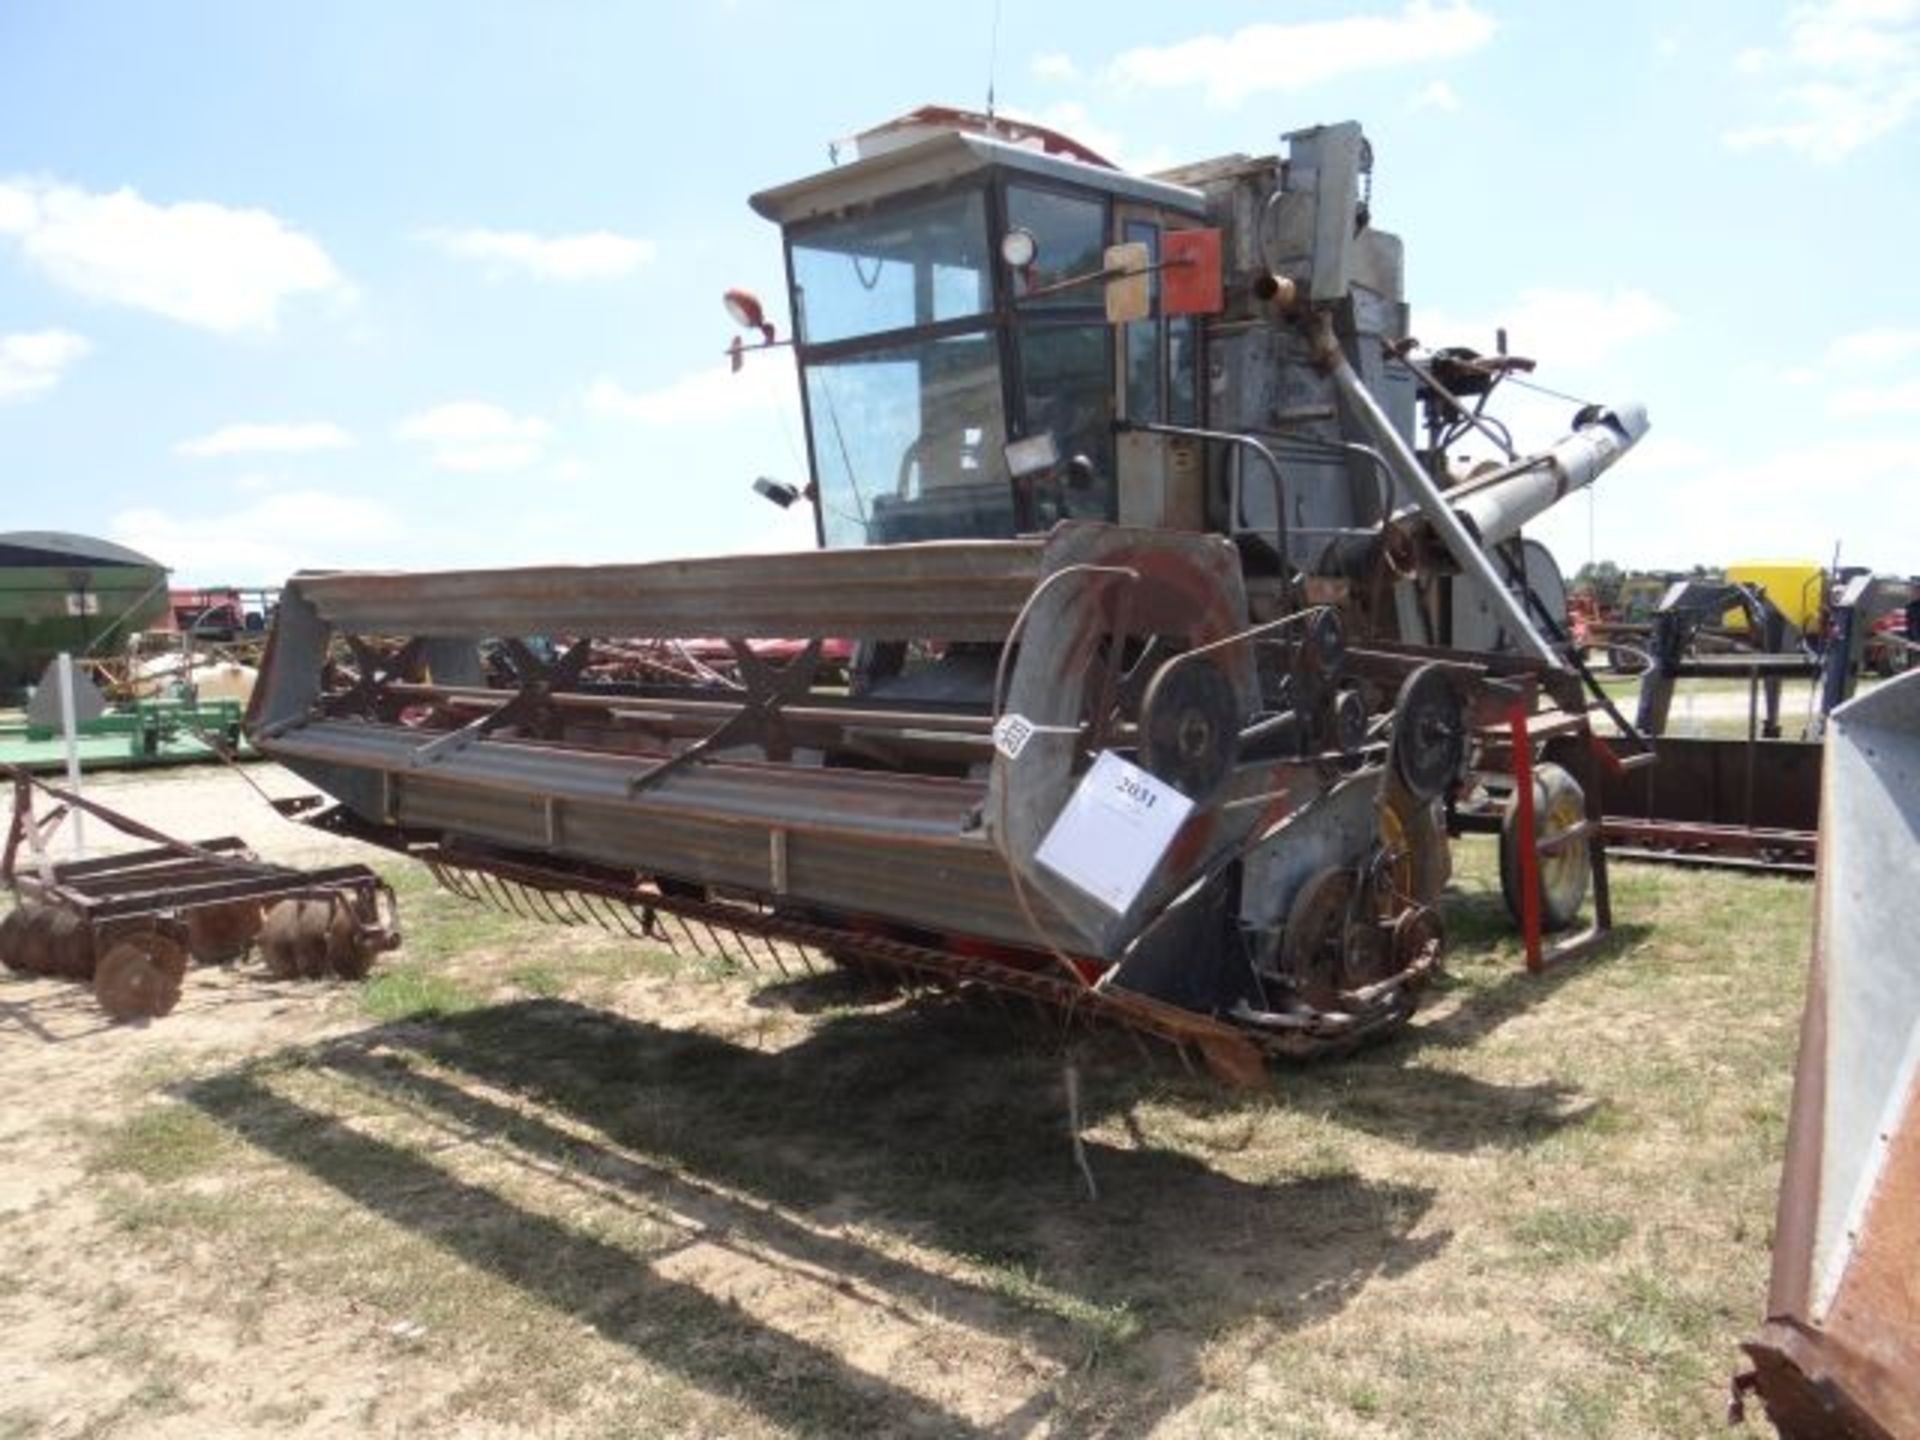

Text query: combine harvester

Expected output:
[249,109,1650,1081]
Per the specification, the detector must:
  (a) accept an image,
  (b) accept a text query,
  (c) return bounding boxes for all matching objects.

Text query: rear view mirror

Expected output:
[1104,242,1151,325]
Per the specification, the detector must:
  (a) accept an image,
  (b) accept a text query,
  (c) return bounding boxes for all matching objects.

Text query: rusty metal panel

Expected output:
[265,721,1079,951]
[290,539,1048,642]
[1744,670,1920,1439]
[1549,733,1823,834]
[267,721,984,839]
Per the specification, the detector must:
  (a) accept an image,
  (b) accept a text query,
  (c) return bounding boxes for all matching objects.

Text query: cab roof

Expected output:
[749,127,1208,228]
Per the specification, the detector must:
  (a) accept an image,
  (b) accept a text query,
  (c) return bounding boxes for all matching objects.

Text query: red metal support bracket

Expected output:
[1509,702,1545,971]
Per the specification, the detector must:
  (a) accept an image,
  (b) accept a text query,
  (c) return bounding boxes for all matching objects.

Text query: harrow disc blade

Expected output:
[13,907,59,976]
[323,901,379,980]
[0,907,34,973]
[259,899,323,979]
[94,934,189,1020]
[186,902,264,964]
[46,909,96,981]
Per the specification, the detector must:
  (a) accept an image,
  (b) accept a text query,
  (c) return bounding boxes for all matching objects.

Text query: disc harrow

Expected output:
[2,766,400,1020]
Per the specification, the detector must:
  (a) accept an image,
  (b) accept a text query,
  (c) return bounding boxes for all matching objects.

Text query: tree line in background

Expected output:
[1570,560,1719,612]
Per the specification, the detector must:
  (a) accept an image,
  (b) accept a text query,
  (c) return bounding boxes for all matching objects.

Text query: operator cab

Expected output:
[748,108,1210,548]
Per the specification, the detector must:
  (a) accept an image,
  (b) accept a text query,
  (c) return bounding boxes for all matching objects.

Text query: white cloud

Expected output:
[420,227,656,281]
[1725,0,1920,159]
[1410,79,1461,111]
[175,420,354,458]
[0,177,344,333]
[111,489,399,582]
[1031,52,1080,80]
[1616,436,1920,571]
[1421,287,1675,371]
[1826,326,1920,366]
[395,400,549,471]
[587,360,795,428]
[1827,377,1920,415]
[1106,1,1496,106]
[0,328,89,400]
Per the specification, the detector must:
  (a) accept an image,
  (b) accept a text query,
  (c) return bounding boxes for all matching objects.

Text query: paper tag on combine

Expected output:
[1034,751,1194,914]
[992,713,1037,759]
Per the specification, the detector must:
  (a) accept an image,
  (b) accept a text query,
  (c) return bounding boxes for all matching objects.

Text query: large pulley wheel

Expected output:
[1139,659,1239,800]
[94,933,189,1020]
[1279,867,1357,1011]
[1500,762,1591,932]
[1379,794,1450,909]
[1389,664,1464,804]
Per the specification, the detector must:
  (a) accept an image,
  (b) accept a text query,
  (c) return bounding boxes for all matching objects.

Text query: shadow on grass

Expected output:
[1415,889,1655,1058]
[185,996,1445,1437]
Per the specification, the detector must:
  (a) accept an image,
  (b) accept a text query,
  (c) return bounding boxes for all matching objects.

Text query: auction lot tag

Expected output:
[992,713,1036,760]
[1034,751,1194,913]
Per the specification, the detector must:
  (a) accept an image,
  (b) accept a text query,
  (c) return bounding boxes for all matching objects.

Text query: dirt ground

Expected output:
[0,763,1811,1438]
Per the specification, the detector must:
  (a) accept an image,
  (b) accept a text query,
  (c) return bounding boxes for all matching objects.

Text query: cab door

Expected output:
[1112,205,1205,530]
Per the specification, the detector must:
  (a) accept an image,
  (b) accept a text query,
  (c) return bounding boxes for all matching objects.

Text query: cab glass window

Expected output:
[1007,187,1105,308]
[803,332,1011,547]
[1017,324,1115,522]
[1123,219,1161,422]
[1169,315,1199,424]
[790,189,991,345]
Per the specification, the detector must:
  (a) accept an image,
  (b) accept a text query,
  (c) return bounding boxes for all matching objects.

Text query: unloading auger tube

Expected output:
[248,108,1649,1083]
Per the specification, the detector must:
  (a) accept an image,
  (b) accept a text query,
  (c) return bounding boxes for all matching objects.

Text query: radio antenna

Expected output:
[985,0,1004,123]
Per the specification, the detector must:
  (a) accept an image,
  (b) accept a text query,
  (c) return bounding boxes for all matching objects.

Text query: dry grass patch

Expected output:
[5,838,1811,1437]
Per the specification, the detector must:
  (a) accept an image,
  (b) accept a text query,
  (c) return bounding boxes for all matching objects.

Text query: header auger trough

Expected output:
[250,109,1649,1083]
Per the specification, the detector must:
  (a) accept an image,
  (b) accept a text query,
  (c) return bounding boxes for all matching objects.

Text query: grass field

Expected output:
[0,844,1812,1437]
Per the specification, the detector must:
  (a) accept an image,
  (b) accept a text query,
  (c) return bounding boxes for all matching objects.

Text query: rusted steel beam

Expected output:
[290,539,1051,642]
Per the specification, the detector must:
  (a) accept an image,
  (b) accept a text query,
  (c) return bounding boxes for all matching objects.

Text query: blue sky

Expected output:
[2,0,1917,584]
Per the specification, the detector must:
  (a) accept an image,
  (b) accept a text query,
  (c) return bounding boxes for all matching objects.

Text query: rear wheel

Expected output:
[1500,762,1591,932]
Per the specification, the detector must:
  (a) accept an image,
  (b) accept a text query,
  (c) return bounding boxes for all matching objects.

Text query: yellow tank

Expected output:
[1725,560,1825,633]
